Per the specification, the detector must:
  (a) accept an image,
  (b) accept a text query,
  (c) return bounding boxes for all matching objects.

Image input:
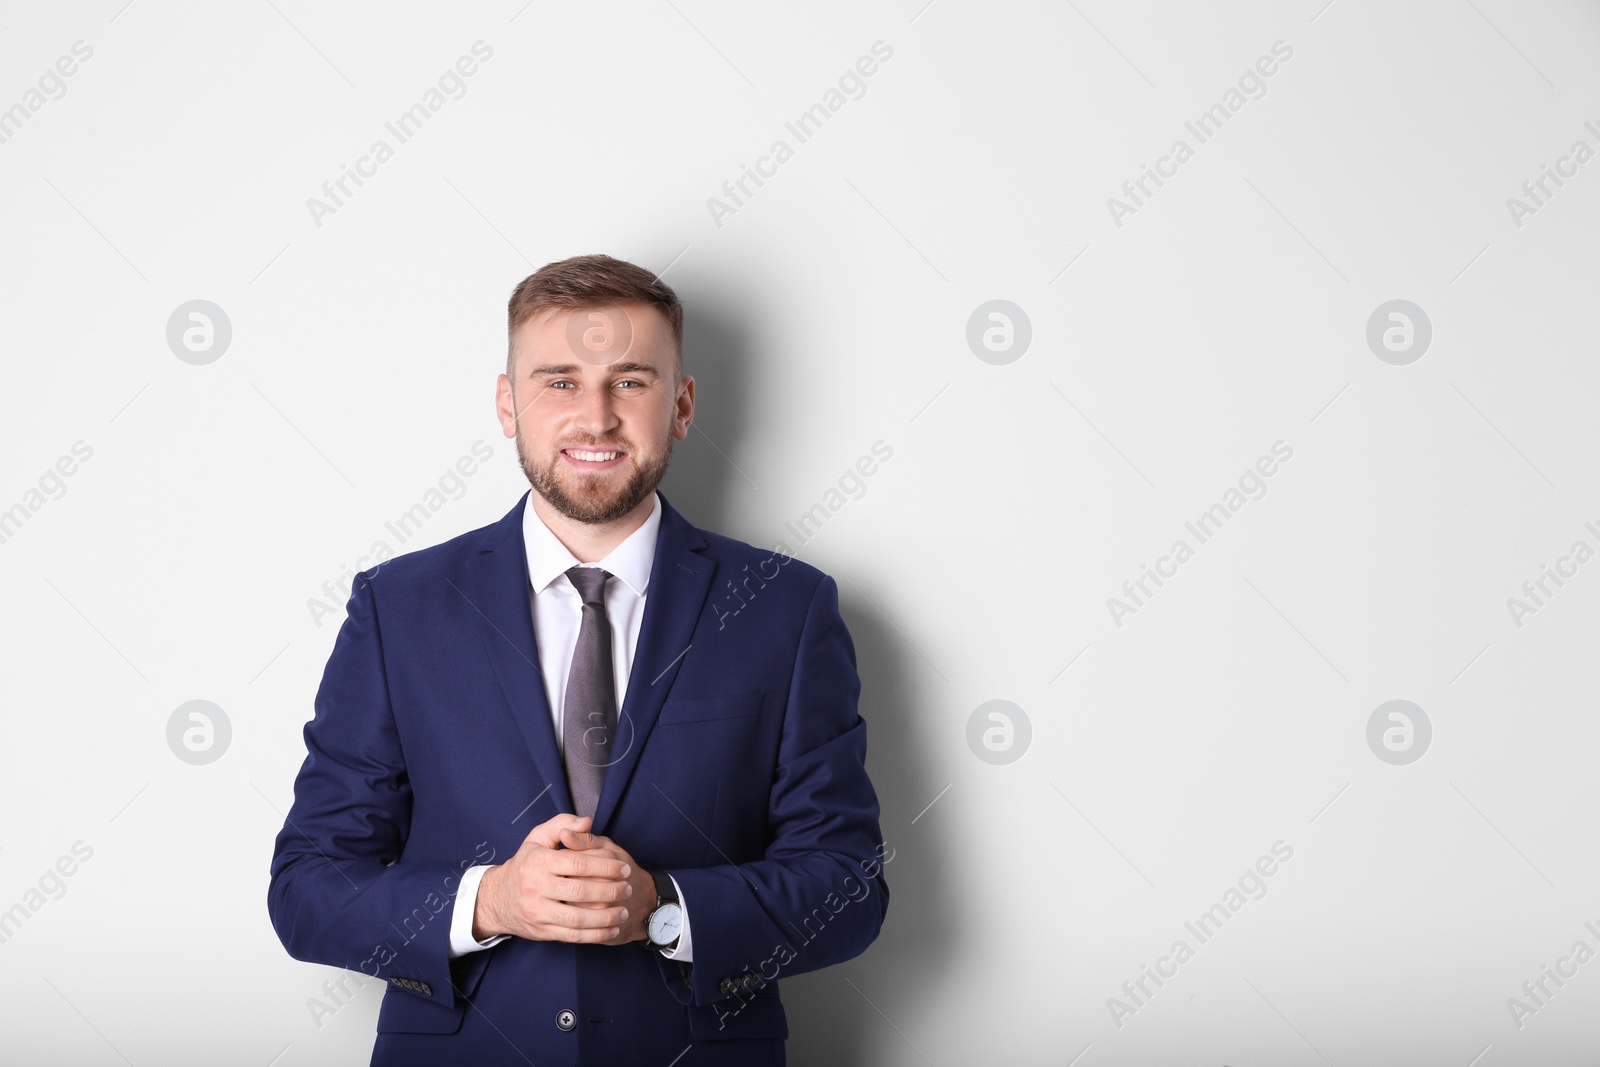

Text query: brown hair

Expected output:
[506,254,684,378]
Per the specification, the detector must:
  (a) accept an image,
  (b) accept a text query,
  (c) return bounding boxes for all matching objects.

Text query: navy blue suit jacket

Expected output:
[267,491,889,1065]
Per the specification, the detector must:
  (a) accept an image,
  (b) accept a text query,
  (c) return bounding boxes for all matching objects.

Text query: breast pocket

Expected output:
[655,690,764,726]
[647,691,769,866]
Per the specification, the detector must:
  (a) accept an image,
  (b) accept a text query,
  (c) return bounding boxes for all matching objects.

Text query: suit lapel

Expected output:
[465,492,574,817]
[591,492,715,835]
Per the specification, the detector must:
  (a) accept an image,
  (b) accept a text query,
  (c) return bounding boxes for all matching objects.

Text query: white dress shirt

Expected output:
[448,490,694,961]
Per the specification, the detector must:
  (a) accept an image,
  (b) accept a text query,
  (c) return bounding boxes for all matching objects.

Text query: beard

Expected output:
[517,429,673,525]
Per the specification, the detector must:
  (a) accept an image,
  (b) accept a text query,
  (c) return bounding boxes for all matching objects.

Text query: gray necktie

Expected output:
[562,566,615,819]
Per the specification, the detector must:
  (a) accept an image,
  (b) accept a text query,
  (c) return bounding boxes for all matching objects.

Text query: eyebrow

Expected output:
[526,361,662,378]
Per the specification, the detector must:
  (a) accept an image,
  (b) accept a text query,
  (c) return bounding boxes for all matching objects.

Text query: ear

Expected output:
[495,374,518,438]
[672,374,695,440]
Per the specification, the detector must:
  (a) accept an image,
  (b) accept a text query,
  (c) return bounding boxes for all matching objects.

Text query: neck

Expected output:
[529,491,654,563]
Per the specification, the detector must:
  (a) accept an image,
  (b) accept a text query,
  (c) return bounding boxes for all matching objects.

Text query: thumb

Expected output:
[523,813,591,850]
[558,824,612,851]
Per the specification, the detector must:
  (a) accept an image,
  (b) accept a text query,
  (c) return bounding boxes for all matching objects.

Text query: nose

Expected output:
[572,379,620,440]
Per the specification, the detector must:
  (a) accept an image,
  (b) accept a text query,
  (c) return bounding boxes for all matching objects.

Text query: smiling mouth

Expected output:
[562,447,627,468]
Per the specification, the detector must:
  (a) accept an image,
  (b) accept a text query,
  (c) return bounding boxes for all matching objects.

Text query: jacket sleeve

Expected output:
[658,573,891,1007]
[265,573,492,1012]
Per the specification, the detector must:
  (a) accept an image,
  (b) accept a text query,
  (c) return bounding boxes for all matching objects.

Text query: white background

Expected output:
[2,1,1599,1064]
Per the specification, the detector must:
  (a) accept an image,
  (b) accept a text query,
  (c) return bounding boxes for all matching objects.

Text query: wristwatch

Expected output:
[644,869,683,951]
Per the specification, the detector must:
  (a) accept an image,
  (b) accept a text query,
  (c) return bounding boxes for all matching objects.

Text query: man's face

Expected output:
[496,302,693,525]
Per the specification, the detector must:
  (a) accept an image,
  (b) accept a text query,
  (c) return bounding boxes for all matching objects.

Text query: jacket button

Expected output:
[555,1009,576,1031]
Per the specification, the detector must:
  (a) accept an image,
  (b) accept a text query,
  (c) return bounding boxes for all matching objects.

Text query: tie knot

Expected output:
[566,566,611,606]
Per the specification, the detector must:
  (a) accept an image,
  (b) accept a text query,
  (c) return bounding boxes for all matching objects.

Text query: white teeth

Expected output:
[569,450,620,462]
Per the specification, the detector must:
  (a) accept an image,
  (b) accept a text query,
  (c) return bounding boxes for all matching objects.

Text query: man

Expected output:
[267,254,890,1065]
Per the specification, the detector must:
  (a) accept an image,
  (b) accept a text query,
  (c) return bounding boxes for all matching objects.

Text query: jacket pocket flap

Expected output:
[375,988,468,1034]
[688,989,788,1041]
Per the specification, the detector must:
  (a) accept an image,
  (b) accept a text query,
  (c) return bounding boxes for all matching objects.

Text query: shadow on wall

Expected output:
[660,284,951,1065]
[658,295,754,526]
[783,593,950,1067]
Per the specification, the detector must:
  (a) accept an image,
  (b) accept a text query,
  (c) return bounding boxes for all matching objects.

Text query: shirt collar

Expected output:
[522,490,662,598]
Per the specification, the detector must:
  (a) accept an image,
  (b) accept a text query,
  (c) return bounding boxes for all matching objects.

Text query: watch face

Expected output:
[648,902,683,946]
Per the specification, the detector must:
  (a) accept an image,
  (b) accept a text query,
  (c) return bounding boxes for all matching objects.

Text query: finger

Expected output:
[548,875,633,903]
[540,922,624,944]
[560,846,626,872]
[524,814,591,851]
[545,903,628,931]
[549,850,630,880]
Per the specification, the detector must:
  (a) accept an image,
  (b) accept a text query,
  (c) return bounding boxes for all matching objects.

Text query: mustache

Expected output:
[558,439,629,451]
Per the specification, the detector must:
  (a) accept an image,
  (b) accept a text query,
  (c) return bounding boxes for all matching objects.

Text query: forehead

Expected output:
[513,302,676,370]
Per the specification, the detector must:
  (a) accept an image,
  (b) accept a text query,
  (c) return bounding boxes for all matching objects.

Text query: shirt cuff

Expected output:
[657,873,693,962]
[449,864,511,959]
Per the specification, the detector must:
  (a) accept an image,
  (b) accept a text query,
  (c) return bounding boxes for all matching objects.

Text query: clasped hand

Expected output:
[474,813,655,946]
